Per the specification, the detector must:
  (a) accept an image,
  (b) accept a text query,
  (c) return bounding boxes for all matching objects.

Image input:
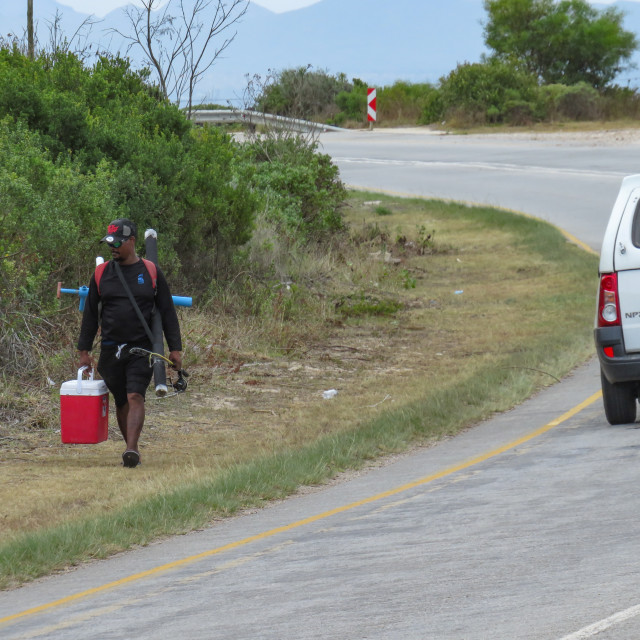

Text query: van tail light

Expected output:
[598,273,621,327]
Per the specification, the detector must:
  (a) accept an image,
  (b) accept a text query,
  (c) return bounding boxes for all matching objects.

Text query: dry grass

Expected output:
[0,193,597,551]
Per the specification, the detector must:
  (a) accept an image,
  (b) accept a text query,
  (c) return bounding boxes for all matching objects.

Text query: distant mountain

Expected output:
[223,0,489,102]
[2,0,640,104]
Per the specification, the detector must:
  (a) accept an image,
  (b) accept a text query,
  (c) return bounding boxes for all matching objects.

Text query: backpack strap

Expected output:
[141,258,157,290]
[95,260,109,295]
[95,259,157,295]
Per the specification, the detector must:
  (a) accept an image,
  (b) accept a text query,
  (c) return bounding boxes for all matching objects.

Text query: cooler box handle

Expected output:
[76,366,95,394]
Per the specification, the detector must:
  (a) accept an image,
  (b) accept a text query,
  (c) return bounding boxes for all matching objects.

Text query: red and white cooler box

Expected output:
[60,367,109,444]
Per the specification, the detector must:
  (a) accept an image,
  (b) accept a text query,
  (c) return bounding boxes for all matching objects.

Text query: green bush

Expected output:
[533,84,571,121]
[534,82,603,121]
[0,118,114,306]
[0,46,351,379]
[177,127,258,282]
[426,60,538,126]
[334,88,367,123]
[378,81,436,123]
[503,99,534,125]
[255,67,351,120]
[0,48,262,371]
[600,85,640,120]
[239,135,346,241]
[0,48,260,281]
[419,90,445,125]
[556,82,601,121]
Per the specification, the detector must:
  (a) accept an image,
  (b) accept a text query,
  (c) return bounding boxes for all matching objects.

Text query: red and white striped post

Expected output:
[367,87,376,128]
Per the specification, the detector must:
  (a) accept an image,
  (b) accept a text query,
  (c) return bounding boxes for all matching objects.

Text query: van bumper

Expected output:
[595,326,640,383]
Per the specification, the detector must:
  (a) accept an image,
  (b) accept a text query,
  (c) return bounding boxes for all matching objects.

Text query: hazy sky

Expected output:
[53,0,640,18]
[57,0,323,18]
[55,0,640,19]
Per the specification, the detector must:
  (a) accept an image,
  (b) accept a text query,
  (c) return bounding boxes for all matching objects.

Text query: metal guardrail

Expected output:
[189,109,344,133]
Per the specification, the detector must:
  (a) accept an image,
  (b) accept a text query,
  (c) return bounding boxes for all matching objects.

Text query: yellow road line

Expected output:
[0,390,602,627]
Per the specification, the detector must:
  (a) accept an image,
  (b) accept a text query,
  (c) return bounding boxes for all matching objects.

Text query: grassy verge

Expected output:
[0,192,599,589]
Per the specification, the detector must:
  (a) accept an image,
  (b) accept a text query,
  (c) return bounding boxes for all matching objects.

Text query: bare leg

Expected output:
[115,403,129,442]
[124,392,145,453]
[115,393,145,465]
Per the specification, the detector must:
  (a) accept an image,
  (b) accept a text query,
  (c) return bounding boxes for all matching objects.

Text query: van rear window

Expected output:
[633,200,640,247]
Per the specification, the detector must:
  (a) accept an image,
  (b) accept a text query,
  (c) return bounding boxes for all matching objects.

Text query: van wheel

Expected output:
[600,369,637,425]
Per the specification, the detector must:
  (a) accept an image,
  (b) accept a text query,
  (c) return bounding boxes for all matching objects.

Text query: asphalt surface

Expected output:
[318,128,637,252]
[2,130,640,639]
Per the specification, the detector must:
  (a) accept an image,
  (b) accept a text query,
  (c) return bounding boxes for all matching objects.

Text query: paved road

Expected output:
[2,130,640,640]
[319,128,638,252]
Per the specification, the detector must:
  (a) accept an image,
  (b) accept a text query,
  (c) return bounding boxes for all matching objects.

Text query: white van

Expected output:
[596,174,640,424]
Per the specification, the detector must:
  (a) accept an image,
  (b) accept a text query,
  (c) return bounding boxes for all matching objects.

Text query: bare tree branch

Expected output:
[4,8,99,60]
[112,0,248,115]
[45,10,101,60]
[237,70,322,161]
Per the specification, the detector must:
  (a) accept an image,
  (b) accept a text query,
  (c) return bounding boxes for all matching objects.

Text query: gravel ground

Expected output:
[364,125,640,146]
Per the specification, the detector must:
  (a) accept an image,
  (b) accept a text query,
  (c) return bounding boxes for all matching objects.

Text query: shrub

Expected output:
[534,84,572,121]
[378,81,437,123]
[0,48,261,279]
[0,49,260,362]
[433,60,538,126]
[556,82,601,121]
[334,88,367,123]
[600,85,640,120]
[177,126,258,282]
[239,135,346,242]
[255,67,352,120]
[534,82,602,122]
[0,46,350,381]
[419,90,445,125]
[503,99,534,125]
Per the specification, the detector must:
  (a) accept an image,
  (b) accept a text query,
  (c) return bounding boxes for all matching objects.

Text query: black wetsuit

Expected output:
[78,259,182,353]
[77,259,182,405]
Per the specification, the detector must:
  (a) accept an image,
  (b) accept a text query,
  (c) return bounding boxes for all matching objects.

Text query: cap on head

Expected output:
[100,219,137,244]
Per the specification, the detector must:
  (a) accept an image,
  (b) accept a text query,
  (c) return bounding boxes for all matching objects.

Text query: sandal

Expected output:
[122,450,141,468]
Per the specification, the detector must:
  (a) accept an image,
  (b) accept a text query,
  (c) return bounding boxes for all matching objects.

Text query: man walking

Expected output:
[77,219,183,467]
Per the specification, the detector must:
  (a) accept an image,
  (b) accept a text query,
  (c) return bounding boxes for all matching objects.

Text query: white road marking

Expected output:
[334,156,626,179]
[558,604,640,639]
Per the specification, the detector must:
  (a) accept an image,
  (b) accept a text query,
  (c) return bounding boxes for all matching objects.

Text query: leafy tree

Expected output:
[483,0,638,88]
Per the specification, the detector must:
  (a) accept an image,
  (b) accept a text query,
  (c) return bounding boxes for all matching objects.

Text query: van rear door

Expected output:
[615,188,640,352]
